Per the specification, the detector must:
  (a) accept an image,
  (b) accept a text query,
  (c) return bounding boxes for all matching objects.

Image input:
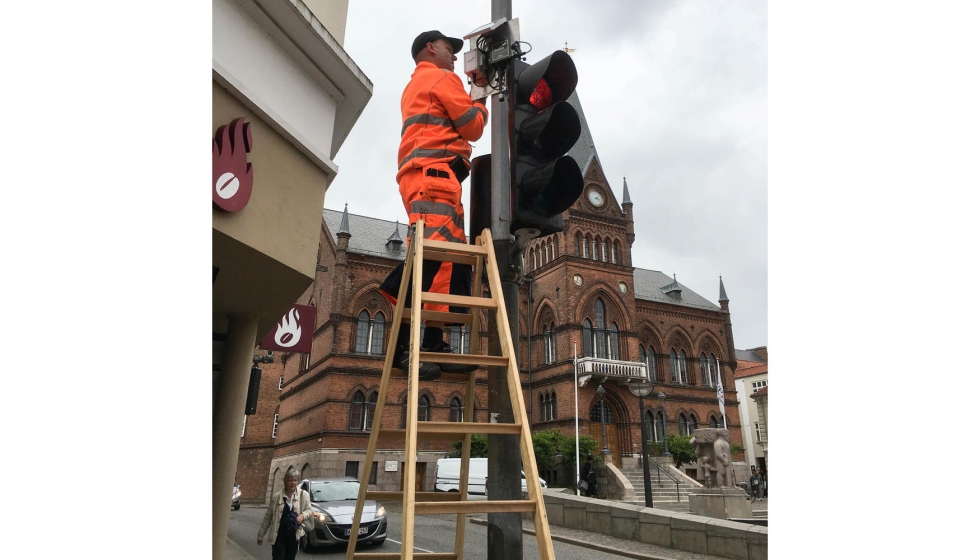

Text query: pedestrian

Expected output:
[257,468,312,560]
[379,29,489,381]
[580,456,598,497]
[760,469,767,498]
[749,470,760,501]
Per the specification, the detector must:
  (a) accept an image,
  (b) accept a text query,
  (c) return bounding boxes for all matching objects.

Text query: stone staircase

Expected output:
[618,462,698,507]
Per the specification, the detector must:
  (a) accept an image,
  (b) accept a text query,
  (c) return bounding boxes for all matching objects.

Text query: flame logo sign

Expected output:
[212,117,253,212]
[274,308,302,348]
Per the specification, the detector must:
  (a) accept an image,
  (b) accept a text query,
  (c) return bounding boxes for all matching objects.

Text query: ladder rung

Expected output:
[379,422,521,440]
[390,368,475,382]
[418,352,509,367]
[366,491,462,502]
[400,310,473,324]
[420,251,479,266]
[353,554,458,560]
[420,292,497,309]
[422,239,488,256]
[415,499,537,515]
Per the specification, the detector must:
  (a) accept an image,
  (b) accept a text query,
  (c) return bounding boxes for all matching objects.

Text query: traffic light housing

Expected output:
[244,364,262,415]
[468,154,492,242]
[511,50,584,237]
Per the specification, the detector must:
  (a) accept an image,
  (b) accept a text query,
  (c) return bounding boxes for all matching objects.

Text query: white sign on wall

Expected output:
[385,461,398,472]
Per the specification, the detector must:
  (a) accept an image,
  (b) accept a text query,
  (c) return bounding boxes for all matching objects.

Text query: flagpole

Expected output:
[574,341,581,496]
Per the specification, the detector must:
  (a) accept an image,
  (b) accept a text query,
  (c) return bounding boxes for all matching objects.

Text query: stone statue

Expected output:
[690,428,734,489]
[712,428,733,488]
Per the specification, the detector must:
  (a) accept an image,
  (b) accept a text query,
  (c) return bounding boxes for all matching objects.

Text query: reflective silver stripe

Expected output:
[424,225,466,244]
[452,106,486,129]
[399,148,467,170]
[401,114,453,135]
[410,201,466,231]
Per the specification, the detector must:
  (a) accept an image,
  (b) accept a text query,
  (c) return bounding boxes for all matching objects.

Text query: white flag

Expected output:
[717,382,725,421]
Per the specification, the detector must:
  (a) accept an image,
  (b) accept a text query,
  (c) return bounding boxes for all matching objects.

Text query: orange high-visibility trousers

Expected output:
[380,163,472,315]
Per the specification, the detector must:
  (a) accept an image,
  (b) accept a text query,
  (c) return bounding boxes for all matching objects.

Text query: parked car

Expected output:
[298,477,386,551]
[434,458,546,495]
[231,484,241,510]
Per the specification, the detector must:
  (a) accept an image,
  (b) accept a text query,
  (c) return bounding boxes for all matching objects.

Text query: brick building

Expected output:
[236,92,746,503]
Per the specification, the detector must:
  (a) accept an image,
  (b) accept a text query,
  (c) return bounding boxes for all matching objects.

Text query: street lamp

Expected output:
[657,391,672,457]
[596,384,610,456]
[627,382,654,508]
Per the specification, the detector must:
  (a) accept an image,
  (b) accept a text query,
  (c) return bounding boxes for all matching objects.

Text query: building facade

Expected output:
[236,92,747,503]
[733,347,768,472]
[213,0,371,557]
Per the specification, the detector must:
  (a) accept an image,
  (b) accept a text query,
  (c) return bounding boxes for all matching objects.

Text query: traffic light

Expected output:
[511,50,584,237]
[468,154,492,241]
[244,364,261,415]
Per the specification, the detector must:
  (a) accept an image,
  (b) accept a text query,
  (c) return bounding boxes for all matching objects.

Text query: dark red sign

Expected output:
[260,304,316,354]
[212,117,253,212]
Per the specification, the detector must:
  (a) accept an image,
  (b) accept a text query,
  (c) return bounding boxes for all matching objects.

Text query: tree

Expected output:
[646,434,697,468]
[447,434,488,458]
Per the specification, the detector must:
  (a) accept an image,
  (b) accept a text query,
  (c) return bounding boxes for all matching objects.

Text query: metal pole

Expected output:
[574,342,580,497]
[639,394,653,508]
[600,400,609,455]
[487,2,522,559]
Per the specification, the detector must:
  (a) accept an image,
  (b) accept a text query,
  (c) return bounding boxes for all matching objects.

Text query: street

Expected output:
[228,502,635,560]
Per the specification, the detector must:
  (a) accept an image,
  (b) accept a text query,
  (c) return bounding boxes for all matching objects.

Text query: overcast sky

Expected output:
[327,0,767,350]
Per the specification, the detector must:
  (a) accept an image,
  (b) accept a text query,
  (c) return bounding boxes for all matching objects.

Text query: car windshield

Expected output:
[309,481,360,502]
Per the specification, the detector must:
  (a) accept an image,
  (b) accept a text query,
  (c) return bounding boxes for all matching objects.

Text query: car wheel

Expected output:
[233,504,240,510]
[372,538,386,546]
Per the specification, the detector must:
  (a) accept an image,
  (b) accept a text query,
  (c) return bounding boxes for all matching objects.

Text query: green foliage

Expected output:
[730,442,744,455]
[560,434,599,464]
[645,434,698,468]
[447,434,488,458]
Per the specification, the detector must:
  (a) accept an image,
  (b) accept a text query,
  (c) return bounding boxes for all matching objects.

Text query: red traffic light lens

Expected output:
[529,79,553,110]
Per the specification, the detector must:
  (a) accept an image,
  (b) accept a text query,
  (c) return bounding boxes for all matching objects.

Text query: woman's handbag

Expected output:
[577,479,589,492]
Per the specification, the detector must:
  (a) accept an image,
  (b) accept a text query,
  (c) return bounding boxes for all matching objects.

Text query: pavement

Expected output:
[224,536,258,560]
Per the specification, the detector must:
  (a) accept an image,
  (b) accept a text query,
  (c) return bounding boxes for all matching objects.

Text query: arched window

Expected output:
[646,346,658,382]
[639,346,646,372]
[644,410,656,442]
[349,392,364,430]
[701,352,718,388]
[448,325,469,354]
[355,310,386,355]
[542,325,553,364]
[402,395,431,427]
[657,410,667,441]
[575,233,582,256]
[550,390,558,420]
[539,393,547,421]
[540,391,557,421]
[678,350,688,383]
[612,241,619,264]
[591,239,598,260]
[583,319,593,357]
[549,323,557,364]
[550,240,556,261]
[450,397,462,422]
[709,416,719,429]
[582,236,589,258]
[609,323,620,360]
[687,415,697,434]
[678,413,689,436]
[601,240,608,262]
[709,353,719,387]
[669,349,679,383]
[594,299,607,358]
[364,392,377,431]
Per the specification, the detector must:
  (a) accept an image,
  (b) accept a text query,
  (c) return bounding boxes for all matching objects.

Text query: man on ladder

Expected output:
[379,29,489,380]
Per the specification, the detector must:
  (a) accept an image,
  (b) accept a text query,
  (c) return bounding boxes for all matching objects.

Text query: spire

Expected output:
[622,176,632,205]
[386,219,403,249]
[719,275,729,303]
[337,203,351,236]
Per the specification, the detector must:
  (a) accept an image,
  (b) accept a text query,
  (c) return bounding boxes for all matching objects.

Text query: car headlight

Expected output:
[375,506,386,519]
[314,512,333,523]
[233,489,242,498]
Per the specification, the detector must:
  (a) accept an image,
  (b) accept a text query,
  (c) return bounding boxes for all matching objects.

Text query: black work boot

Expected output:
[421,327,479,374]
[395,326,441,381]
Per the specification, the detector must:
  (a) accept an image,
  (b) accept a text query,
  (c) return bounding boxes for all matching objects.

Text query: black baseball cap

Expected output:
[411,30,464,60]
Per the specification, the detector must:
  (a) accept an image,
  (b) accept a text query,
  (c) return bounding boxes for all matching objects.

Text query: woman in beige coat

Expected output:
[257,468,312,560]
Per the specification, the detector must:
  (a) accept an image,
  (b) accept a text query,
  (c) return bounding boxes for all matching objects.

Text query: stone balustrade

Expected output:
[576,357,649,386]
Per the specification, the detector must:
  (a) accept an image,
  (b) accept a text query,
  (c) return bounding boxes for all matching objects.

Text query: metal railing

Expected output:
[650,461,682,502]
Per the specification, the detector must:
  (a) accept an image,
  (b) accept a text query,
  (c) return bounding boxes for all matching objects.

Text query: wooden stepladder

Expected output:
[345,220,555,560]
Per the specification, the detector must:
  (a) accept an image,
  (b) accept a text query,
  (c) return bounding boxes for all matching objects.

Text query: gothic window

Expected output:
[612,241,619,264]
[575,233,582,256]
[645,346,658,382]
[609,323,620,360]
[401,395,431,428]
[592,239,598,260]
[709,416,719,429]
[583,319,593,357]
[550,390,557,420]
[582,236,589,258]
[364,392,377,431]
[594,299,607,358]
[450,397,463,422]
[542,325,552,364]
[590,401,615,423]
[678,413,690,436]
[687,415,697,434]
[539,393,546,421]
[550,324,557,363]
[639,345,646,368]
[448,325,470,354]
[670,349,688,384]
[601,240,608,262]
[349,392,364,430]
[701,352,719,388]
[355,310,386,355]
[550,240,556,261]
[669,349,679,383]
[657,410,666,440]
[644,410,656,442]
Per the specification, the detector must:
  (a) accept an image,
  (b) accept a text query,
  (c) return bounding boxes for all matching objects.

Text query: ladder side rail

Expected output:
[481,229,556,560]
[346,222,421,560]
[400,219,427,559]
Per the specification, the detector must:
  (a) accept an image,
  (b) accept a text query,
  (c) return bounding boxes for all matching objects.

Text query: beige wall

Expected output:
[305,0,349,46]
[213,80,327,336]
[735,372,767,467]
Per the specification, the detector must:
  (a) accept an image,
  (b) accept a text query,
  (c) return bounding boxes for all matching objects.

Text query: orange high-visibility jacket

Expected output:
[397,61,488,183]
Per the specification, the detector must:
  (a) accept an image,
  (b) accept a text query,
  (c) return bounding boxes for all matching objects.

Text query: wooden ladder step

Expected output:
[422,239,488,256]
[353,553,457,560]
[366,491,462,502]
[379,422,521,439]
[415,499,537,515]
[400,310,474,324]
[418,352,509,367]
[419,292,497,309]
[390,368,475,383]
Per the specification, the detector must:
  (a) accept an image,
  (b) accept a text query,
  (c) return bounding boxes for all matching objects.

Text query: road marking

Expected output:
[388,538,435,553]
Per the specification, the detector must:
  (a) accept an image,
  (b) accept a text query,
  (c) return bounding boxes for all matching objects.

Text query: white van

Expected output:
[434,458,547,495]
